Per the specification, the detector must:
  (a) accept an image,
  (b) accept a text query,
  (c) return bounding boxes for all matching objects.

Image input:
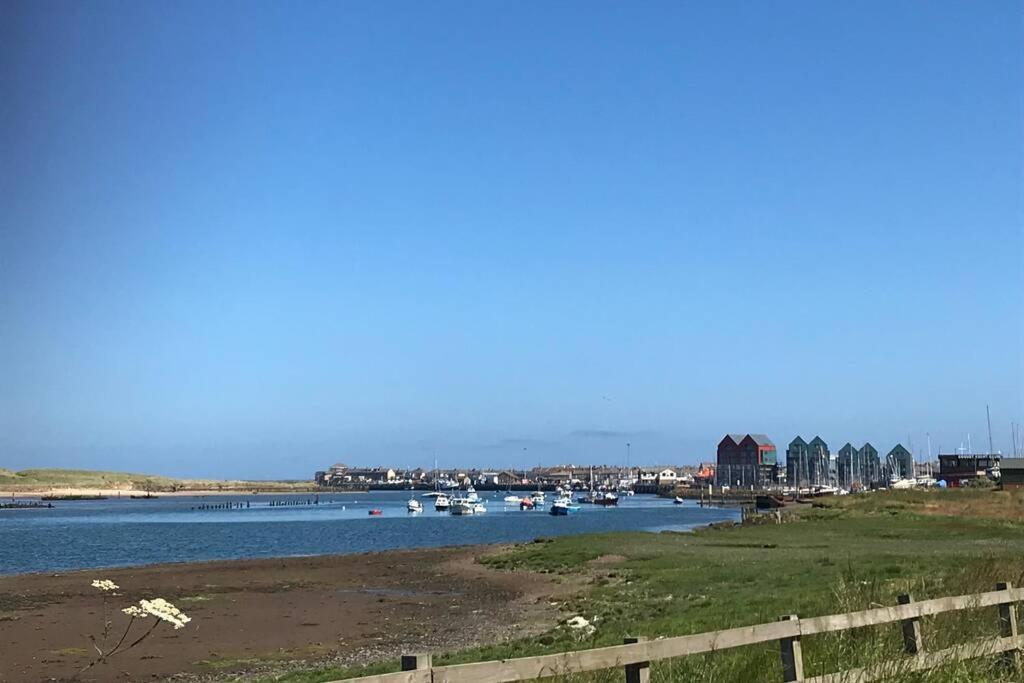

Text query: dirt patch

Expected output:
[587,554,627,567]
[0,546,565,682]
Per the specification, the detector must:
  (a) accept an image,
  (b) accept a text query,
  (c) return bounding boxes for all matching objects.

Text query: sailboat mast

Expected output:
[986,405,994,455]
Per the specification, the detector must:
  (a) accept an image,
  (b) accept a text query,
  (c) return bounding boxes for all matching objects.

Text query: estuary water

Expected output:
[0,491,738,575]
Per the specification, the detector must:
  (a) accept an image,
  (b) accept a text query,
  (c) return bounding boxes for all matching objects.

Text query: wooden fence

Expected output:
[333,582,1022,683]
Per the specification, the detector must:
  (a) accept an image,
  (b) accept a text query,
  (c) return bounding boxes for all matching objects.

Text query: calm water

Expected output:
[0,491,738,575]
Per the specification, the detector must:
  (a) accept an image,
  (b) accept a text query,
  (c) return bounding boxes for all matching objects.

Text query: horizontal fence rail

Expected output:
[335,584,1024,683]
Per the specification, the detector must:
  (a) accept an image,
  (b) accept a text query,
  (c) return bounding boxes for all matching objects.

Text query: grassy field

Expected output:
[0,468,315,492]
[262,489,1024,683]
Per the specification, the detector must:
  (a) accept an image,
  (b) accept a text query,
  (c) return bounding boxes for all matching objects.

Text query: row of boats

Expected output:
[406,487,627,516]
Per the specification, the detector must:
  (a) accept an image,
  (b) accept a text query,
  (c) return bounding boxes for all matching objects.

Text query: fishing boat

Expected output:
[368,509,383,516]
[434,494,450,511]
[407,498,422,512]
[549,497,580,515]
[450,499,476,515]
[578,490,619,506]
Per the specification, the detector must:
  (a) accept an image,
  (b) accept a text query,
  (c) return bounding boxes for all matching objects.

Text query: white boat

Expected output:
[550,497,580,515]
[503,495,522,503]
[530,491,545,506]
[407,498,422,512]
[473,502,487,514]
[450,499,476,515]
[673,496,684,504]
[434,494,450,511]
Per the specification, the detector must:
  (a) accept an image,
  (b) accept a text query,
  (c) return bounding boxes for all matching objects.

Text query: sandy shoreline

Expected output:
[0,543,569,682]
[0,487,337,498]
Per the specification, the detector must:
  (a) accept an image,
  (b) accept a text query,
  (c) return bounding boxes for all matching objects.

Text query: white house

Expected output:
[656,468,678,485]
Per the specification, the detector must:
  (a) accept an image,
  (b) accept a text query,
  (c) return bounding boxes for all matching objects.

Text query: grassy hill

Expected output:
[0,468,313,492]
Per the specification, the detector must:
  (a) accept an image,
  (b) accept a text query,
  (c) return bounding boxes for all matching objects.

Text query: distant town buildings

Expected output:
[938,453,1000,487]
[885,444,914,480]
[786,436,831,488]
[716,434,778,488]
[1000,459,1024,489]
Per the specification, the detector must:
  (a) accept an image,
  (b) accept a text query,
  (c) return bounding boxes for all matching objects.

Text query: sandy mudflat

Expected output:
[0,488,329,499]
[0,545,565,682]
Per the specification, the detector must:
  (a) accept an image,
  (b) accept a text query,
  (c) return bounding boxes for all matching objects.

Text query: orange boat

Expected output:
[368,509,383,516]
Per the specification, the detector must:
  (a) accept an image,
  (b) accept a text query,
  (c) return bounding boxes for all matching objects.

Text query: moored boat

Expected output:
[368,509,383,516]
[549,497,581,515]
[434,494,450,511]
[407,498,422,512]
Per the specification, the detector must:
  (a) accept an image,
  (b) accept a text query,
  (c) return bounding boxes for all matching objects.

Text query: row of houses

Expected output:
[716,434,930,490]
[315,463,688,488]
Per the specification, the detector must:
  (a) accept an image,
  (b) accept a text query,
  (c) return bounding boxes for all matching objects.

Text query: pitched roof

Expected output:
[748,434,775,447]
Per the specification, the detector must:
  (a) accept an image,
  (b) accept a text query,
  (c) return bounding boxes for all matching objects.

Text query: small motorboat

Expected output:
[673,496,685,505]
[519,497,535,510]
[434,494,450,511]
[530,491,545,506]
[450,499,476,515]
[407,498,422,513]
[368,509,383,516]
[503,494,522,503]
[473,502,487,514]
[549,497,580,516]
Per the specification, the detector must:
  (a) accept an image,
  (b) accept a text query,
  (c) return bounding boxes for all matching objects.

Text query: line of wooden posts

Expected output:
[332,582,1022,683]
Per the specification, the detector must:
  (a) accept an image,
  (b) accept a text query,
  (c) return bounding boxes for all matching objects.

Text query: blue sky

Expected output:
[1,1,1021,479]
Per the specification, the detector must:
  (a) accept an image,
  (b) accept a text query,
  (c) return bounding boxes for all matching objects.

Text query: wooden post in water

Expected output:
[778,614,804,682]
[623,636,649,683]
[897,593,924,654]
[996,582,1020,671]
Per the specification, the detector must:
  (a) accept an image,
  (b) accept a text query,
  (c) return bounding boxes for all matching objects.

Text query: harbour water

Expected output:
[0,491,738,575]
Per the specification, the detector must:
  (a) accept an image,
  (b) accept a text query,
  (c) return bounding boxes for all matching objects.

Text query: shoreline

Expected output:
[0,542,570,683]
[0,486,342,498]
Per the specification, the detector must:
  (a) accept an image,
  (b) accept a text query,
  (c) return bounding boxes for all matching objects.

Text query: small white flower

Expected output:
[91,579,119,592]
[121,606,147,618]
[135,598,191,629]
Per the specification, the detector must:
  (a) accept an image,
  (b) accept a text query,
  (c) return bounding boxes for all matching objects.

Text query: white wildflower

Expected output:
[137,598,191,629]
[91,579,119,592]
[121,606,147,618]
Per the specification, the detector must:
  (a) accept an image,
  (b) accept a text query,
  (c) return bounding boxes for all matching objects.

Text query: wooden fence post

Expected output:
[401,654,432,675]
[779,614,804,682]
[897,594,924,654]
[623,636,649,683]
[996,581,1020,671]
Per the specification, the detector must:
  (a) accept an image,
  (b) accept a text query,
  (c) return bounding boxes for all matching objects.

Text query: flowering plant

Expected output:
[82,579,191,673]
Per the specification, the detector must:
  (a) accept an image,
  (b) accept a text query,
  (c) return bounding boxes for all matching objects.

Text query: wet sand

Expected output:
[0,545,566,682]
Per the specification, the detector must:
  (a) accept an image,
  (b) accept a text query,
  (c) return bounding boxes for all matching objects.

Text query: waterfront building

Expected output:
[786,436,830,488]
[716,434,778,488]
[837,442,881,489]
[938,453,999,487]
[1000,459,1024,489]
[886,444,914,480]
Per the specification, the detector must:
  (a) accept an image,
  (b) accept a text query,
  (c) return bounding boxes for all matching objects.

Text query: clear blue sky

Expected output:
[2,1,1021,479]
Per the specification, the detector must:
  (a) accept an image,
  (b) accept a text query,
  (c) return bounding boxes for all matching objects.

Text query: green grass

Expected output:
[258,493,1024,682]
